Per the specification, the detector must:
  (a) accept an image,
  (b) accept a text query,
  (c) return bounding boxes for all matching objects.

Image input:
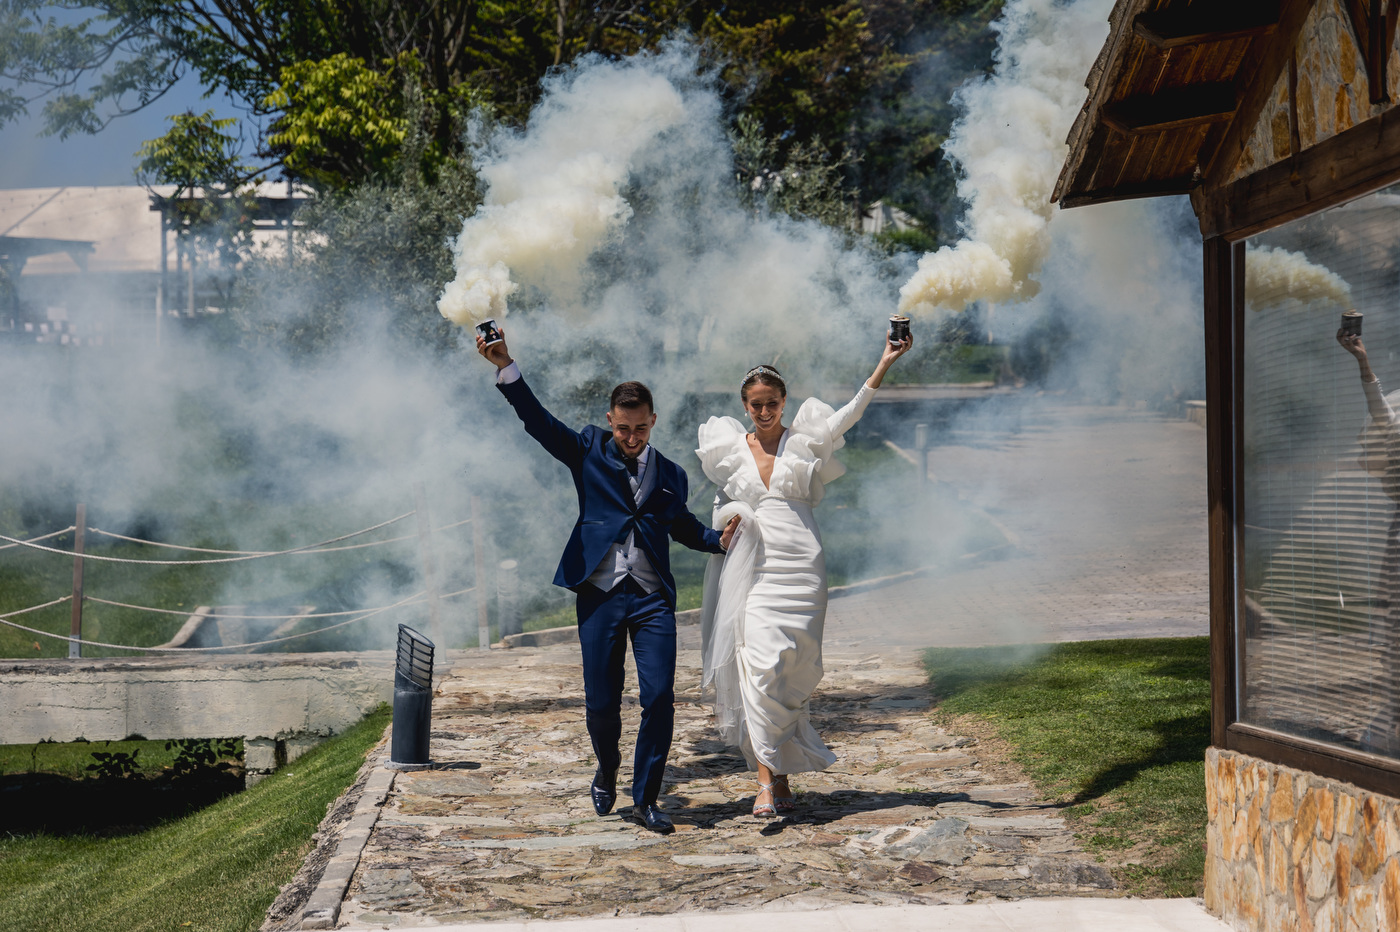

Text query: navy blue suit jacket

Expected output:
[498,375,723,607]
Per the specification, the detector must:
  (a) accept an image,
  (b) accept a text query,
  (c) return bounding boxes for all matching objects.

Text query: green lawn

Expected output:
[0,534,234,659]
[924,637,1210,896]
[0,705,390,932]
[0,737,227,779]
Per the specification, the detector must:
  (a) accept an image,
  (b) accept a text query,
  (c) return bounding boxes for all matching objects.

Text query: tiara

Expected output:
[741,365,783,386]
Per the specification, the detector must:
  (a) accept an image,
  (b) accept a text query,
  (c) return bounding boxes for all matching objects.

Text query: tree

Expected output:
[2,0,540,184]
[135,108,262,306]
[731,113,857,229]
[3,0,1001,209]
[135,109,254,195]
[685,0,1002,235]
[844,0,1002,236]
[0,0,684,186]
[263,51,489,188]
[232,106,482,356]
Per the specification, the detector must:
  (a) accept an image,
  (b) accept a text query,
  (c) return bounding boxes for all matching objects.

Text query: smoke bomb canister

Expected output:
[476,318,504,346]
[1342,311,1363,337]
[888,315,912,343]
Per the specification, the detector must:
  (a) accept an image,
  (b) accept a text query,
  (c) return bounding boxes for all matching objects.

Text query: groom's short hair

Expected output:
[610,381,654,413]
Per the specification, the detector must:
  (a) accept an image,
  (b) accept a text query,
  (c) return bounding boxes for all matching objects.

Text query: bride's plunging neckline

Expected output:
[746,429,789,490]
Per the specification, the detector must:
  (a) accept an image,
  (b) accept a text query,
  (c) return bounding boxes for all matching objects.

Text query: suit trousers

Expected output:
[575,577,676,807]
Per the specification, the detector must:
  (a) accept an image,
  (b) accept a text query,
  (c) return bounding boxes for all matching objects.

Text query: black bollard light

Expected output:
[389,624,434,770]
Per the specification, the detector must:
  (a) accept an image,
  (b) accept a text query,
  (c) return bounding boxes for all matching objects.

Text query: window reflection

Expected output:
[1243,185,1400,756]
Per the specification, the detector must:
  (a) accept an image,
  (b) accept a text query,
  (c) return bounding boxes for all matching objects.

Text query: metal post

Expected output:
[413,483,444,648]
[156,211,167,347]
[174,230,183,316]
[914,423,929,489]
[472,496,490,649]
[69,504,85,658]
[285,177,295,265]
[497,559,520,638]
[389,624,434,769]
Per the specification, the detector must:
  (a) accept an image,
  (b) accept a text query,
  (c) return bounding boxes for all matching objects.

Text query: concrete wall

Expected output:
[1206,747,1400,931]
[0,652,396,785]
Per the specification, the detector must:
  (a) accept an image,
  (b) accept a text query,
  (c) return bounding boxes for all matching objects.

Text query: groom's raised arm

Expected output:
[496,368,588,470]
[480,331,587,470]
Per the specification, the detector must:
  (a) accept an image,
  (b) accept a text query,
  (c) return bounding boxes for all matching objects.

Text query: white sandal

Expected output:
[753,781,777,818]
[773,775,796,812]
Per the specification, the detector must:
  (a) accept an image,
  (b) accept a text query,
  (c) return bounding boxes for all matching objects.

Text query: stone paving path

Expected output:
[297,403,1206,928]
[335,642,1113,929]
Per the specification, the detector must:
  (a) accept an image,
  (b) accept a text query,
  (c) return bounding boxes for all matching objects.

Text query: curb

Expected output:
[299,748,397,930]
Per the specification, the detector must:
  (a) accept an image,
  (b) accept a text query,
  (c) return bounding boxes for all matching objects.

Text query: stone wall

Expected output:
[1230,0,1400,183]
[1206,747,1400,931]
[0,652,396,786]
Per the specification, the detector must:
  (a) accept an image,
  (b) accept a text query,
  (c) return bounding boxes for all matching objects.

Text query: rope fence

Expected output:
[86,596,407,620]
[0,584,481,649]
[0,511,417,566]
[0,526,77,551]
[0,489,506,655]
[85,515,473,556]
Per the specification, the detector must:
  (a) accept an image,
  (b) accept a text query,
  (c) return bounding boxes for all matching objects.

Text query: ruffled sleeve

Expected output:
[697,416,764,504]
[775,399,836,505]
[779,385,878,504]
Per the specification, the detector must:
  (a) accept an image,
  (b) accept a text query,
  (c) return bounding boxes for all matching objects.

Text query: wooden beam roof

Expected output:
[1101,83,1238,134]
[1132,5,1280,50]
[1055,0,1315,211]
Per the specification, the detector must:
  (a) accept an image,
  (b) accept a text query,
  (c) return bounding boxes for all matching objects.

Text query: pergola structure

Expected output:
[0,184,309,344]
[0,236,95,276]
[1058,1,1400,928]
[0,236,94,322]
[147,186,309,321]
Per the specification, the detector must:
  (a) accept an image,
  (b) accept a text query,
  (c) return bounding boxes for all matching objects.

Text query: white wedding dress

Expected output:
[696,384,877,774]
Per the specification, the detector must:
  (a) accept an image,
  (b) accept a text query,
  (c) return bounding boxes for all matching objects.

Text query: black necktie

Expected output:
[624,457,639,476]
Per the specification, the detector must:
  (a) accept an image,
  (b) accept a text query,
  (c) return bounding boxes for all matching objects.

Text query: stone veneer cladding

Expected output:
[1206,747,1400,931]
[1231,0,1400,183]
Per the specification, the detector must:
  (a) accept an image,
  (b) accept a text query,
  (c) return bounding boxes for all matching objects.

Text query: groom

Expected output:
[478,328,737,834]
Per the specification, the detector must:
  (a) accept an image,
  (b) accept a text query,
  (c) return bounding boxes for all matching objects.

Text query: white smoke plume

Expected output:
[437,59,688,326]
[1244,245,1353,310]
[898,0,1109,317]
[1,12,1211,658]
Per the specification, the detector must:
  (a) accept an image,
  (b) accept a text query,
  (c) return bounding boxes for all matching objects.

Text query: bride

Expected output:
[696,331,911,816]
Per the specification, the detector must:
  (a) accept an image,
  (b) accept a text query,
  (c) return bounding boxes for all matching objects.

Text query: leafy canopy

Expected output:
[2,0,1003,216]
[135,109,253,195]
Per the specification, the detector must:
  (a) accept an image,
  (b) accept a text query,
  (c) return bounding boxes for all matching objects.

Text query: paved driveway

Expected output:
[828,401,1209,652]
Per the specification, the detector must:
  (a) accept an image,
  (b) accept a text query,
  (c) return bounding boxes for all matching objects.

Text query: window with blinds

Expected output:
[1243,184,1400,757]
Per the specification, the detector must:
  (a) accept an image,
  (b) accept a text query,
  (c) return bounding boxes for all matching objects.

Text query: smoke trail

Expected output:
[897,0,1109,317]
[437,58,688,326]
[1244,245,1352,310]
[2,12,1211,657]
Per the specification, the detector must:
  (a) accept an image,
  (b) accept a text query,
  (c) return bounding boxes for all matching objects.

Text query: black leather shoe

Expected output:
[590,771,617,816]
[638,803,674,834]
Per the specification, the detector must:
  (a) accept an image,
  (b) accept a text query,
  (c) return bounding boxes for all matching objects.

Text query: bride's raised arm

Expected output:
[826,330,913,437]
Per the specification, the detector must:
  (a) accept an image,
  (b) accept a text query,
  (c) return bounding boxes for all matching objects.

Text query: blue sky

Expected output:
[0,73,249,190]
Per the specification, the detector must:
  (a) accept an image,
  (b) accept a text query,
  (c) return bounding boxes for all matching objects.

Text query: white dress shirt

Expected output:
[586,443,662,593]
[496,360,523,384]
[497,361,661,593]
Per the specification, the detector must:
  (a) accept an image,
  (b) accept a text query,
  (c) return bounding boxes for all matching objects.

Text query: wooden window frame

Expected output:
[1202,107,1400,797]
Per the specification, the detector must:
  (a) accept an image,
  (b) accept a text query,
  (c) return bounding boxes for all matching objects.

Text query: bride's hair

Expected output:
[741,364,786,402]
